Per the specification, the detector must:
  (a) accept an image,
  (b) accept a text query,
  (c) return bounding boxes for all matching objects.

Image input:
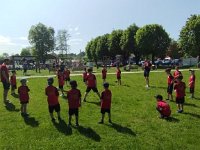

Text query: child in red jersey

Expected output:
[63,67,71,86]
[165,68,174,100]
[99,82,112,124]
[116,66,121,85]
[173,66,183,80]
[189,70,195,98]
[18,79,30,117]
[45,77,61,121]
[67,80,81,126]
[10,70,17,95]
[57,69,65,96]
[83,68,101,102]
[155,95,171,119]
[174,76,186,113]
[82,67,87,85]
[102,66,107,83]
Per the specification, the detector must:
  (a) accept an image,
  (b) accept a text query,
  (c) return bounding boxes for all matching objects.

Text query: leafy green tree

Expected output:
[85,40,93,61]
[167,40,182,59]
[179,14,200,62]
[136,24,170,63]
[20,47,32,56]
[96,34,110,60]
[28,23,55,63]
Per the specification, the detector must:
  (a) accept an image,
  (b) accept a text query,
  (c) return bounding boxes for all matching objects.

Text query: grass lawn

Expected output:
[0,70,200,149]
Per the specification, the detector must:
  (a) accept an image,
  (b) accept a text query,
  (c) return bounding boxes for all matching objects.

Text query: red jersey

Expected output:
[45,85,59,106]
[86,73,96,88]
[101,89,112,109]
[18,85,30,102]
[144,61,152,71]
[173,70,182,79]
[174,81,186,98]
[157,100,171,117]
[0,63,9,82]
[57,72,64,86]
[189,75,195,88]
[116,69,121,78]
[102,68,107,78]
[167,74,174,85]
[67,89,81,109]
[83,71,87,80]
[63,70,70,79]
[10,75,17,86]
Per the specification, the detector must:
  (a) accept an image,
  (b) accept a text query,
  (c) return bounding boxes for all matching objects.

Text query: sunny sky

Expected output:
[0,0,200,56]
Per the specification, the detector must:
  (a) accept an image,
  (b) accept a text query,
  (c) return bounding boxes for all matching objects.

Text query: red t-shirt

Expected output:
[86,73,96,88]
[10,75,17,86]
[18,85,30,102]
[57,72,64,86]
[116,69,121,78]
[83,72,87,80]
[101,89,112,109]
[102,68,107,78]
[157,100,171,117]
[64,70,70,79]
[144,61,152,71]
[189,75,195,88]
[0,63,9,82]
[174,81,186,98]
[173,70,182,79]
[45,85,59,106]
[67,89,81,109]
[167,74,174,85]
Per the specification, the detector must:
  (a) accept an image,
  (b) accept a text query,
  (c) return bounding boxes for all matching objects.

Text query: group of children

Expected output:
[156,66,196,118]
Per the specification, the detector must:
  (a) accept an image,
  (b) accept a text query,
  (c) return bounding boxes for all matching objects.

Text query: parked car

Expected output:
[162,59,172,66]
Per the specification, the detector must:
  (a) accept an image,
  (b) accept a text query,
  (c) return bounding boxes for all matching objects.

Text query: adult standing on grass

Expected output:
[0,58,10,104]
[143,59,152,88]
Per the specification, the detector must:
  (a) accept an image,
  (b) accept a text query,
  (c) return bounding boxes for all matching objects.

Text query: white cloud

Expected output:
[69,38,83,45]
[0,35,15,46]
[75,32,81,35]
[74,26,79,31]
[18,36,28,41]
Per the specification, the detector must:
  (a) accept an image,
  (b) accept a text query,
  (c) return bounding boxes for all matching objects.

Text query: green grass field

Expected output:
[0,69,200,150]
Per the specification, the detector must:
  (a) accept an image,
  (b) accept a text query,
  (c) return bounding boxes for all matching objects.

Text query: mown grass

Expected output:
[0,69,200,150]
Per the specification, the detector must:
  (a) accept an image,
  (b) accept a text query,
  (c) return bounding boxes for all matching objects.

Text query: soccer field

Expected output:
[0,70,200,150]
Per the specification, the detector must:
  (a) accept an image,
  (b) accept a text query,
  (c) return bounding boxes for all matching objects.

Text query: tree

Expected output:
[120,24,140,64]
[28,23,55,63]
[20,47,32,56]
[56,29,70,56]
[135,24,170,63]
[179,14,200,62]
[2,53,9,58]
[85,40,93,61]
[166,40,182,59]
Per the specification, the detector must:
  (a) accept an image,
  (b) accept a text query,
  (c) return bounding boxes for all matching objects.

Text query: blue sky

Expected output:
[0,0,200,55]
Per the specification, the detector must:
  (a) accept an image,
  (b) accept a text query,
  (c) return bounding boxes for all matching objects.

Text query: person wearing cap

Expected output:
[174,76,186,113]
[99,82,112,124]
[18,79,30,117]
[45,77,61,121]
[165,68,174,100]
[0,58,10,103]
[83,68,101,102]
[102,65,107,83]
[63,67,71,86]
[155,95,171,119]
[10,70,17,95]
[66,80,81,126]
[189,70,196,98]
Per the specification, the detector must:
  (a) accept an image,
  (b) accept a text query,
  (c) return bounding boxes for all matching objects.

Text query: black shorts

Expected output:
[59,85,63,89]
[2,81,10,90]
[101,108,110,114]
[83,79,86,82]
[65,78,70,81]
[117,76,121,80]
[102,76,106,79]
[86,87,98,93]
[144,70,150,77]
[69,108,78,116]
[20,101,29,104]
[11,85,17,90]
[48,104,60,113]
[190,87,194,93]
[167,84,173,94]
[176,97,185,104]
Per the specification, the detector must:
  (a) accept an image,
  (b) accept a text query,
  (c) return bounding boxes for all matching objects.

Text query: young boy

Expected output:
[102,66,107,83]
[116,66,121,85]
[99,82,112,124]
[67,80,81,126]
[63,67,70,86]
[189,70,195,98]
[45,77,61,121]
[82,68,87,85]
[174,76,186,113]
[165,68,174,100]
[57,69,65,96]
[143,59,152,88]
[173,66,183,80]
[10,70,17,95]
[83,68,101,102]
[18,79,30,117]
[155,95,171,119]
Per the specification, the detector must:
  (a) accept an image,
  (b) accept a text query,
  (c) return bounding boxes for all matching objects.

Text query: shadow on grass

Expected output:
[23,116,39,127]
[184,103,199,108]
[183,112,200,119]
[4,102,20,112]
[106,122,136,136]
[150,85,166,89]
[166,117,180,122]
[194,97,200,100]
[86,101,100,106]
[76,126,101,142]
[53,119,72,136]
[11,93,19,98]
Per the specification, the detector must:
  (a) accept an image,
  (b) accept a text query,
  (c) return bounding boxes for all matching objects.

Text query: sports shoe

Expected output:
[75,123,79,127]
